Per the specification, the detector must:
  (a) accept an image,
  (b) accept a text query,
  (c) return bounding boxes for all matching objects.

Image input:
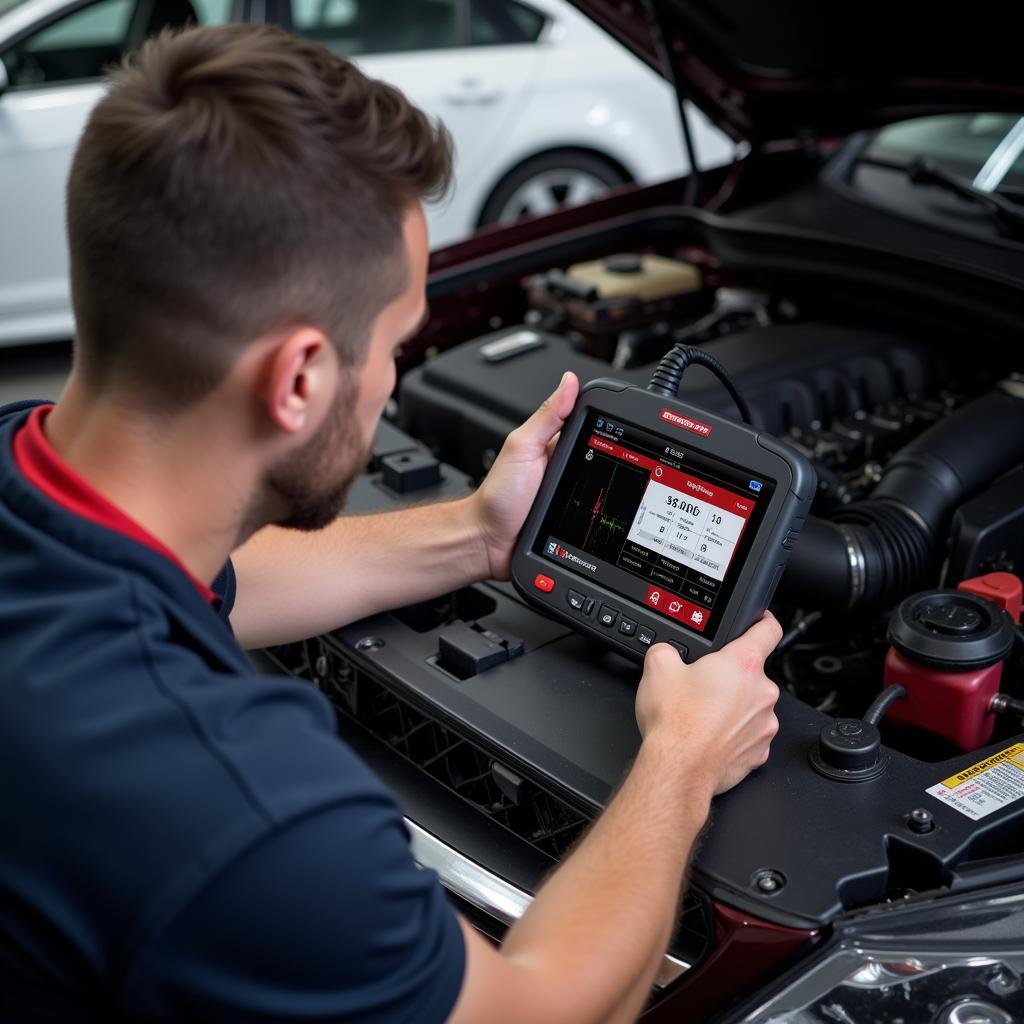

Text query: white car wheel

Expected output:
[479,151,629,226]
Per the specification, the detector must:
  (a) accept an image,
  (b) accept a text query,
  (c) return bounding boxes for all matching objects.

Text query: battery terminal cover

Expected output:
[957,571,1023,623]
[436,621,525,680]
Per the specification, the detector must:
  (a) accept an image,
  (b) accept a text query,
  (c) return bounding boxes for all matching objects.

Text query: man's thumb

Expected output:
[521,372,579,449]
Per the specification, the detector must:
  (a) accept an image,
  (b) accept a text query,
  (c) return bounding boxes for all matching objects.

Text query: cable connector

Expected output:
[991,693,1024,718]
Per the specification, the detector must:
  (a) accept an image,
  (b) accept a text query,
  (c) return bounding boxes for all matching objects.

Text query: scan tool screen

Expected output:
[533,409,777,642]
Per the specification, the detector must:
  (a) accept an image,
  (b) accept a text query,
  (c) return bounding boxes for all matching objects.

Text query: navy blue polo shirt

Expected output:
[0,401,465,1022]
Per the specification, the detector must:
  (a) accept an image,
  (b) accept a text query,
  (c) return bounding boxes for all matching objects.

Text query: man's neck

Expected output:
[44,377,258,587]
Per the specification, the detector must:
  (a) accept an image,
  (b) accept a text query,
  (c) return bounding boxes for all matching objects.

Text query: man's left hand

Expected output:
[471,371,580,581]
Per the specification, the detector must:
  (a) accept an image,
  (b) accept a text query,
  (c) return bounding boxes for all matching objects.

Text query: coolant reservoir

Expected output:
[883,590,1015,751]
[566,254,701,300]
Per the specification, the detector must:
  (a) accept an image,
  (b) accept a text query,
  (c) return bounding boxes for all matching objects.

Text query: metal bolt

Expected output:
[936,998,1014,1024]
[988,967,1020,996]
[908,807,935,834]
[355,636,385,653]
[753,869,785,894]
[314,655,328,679]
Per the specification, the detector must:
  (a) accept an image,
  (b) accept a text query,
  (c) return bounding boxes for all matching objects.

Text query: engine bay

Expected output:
[261,225,1024,958]
[402,245,1024,750]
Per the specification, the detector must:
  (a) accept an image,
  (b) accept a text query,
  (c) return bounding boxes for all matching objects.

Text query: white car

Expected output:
[0,0,733,346]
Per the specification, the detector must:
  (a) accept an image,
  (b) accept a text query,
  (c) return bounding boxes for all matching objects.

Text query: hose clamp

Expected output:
[837,524,866,607]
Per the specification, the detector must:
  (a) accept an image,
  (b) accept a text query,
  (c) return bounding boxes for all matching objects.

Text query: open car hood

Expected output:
[573,1,1024,143]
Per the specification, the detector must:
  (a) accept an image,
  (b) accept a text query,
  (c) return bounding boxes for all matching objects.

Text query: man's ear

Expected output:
[263,328,334,435]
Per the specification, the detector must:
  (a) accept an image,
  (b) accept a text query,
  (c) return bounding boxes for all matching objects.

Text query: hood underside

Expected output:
[573,1,1024,143]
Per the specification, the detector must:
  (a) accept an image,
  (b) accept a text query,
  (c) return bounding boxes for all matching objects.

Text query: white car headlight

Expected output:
[736,889,1024,1024]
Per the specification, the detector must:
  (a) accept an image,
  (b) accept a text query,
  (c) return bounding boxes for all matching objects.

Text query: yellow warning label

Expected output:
[941,743,1024,789]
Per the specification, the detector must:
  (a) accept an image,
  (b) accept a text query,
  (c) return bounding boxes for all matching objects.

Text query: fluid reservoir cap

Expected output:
[810,718,886,782]
[602,254,643,275]
[888,590,1015,672]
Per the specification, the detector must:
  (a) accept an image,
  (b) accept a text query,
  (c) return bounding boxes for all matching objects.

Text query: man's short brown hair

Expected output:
[66,23,453,412]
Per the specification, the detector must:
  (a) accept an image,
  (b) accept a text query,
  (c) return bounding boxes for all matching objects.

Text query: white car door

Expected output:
[0,0,230,345]
[0,78,103,343]
[288,0,543,248]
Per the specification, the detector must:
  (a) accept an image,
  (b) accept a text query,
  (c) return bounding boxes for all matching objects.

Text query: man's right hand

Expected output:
[448,613,783,1024]
[635,613,783,795]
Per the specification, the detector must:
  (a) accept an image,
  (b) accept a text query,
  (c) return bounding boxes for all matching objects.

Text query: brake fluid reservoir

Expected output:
[565,254,701,300]
[883,590,1015,751]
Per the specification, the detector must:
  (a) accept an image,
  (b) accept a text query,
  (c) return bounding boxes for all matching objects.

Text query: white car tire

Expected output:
[477,149,630,227]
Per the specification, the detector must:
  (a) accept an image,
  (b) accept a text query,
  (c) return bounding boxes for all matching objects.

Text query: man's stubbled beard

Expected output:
[266,368,372,532]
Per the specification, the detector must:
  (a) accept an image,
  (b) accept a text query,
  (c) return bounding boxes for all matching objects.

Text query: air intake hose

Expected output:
[778,380,1024,608]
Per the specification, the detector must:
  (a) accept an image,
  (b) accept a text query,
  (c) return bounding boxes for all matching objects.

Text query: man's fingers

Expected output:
[735,612,784,663]
[645,642,686,670]
[511,372,579,458]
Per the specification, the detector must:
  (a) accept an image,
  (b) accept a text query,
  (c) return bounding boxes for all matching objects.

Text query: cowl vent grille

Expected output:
[259,635,713,966]
[259,638,588,858]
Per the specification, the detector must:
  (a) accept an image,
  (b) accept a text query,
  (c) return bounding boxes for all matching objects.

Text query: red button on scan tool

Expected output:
[534,573,555,593]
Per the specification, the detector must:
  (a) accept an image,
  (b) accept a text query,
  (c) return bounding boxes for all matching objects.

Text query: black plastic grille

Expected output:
[261,636,713,964]
[359,677,588,858]
[264,637,588,858]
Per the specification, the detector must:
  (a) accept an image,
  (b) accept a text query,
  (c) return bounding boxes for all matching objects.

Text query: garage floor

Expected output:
[0,343,72,407]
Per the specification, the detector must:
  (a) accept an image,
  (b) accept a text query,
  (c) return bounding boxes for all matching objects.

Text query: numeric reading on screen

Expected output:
[630,476,749,581]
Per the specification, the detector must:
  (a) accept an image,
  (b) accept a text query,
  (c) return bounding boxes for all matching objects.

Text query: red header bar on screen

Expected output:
[587,435,752,520]
[587,435,657,472]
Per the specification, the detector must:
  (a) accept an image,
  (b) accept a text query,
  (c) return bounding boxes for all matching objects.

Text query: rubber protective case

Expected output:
[511,378,817,662]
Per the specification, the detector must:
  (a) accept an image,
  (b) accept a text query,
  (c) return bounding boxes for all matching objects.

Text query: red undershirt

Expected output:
[13,404,216,603]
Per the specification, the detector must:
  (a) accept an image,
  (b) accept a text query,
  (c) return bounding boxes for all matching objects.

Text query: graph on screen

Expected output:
[552,449,649,562]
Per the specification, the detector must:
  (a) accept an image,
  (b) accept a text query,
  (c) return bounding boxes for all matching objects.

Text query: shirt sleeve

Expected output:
[120,802,466,1024]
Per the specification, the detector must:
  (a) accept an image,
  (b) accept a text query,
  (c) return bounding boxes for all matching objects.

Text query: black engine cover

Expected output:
[399,322,934,477]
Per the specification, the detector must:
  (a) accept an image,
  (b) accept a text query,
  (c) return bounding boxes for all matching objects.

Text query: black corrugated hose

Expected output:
[778,380,1024,609]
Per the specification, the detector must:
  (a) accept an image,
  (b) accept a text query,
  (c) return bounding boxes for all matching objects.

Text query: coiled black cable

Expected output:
[647,344,753,424]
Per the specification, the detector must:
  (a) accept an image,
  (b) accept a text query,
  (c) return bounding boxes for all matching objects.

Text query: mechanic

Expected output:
[0,24,781,1023]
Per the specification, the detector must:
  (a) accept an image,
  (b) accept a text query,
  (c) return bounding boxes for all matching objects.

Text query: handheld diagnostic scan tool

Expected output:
[511,370,816,663]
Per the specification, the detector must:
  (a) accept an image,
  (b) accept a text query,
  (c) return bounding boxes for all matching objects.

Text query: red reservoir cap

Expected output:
[957,571,1023,623]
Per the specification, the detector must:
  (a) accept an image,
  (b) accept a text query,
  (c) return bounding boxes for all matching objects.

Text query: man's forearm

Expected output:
[499,736,712,1024]
[229,495,489,649]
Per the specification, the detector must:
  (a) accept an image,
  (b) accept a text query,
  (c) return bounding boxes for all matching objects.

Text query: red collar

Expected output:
[13,405,216,603]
